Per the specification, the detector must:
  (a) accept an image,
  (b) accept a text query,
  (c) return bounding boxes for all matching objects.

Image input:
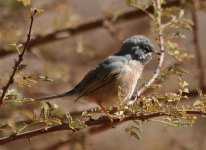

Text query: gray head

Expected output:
[116,35,155,62]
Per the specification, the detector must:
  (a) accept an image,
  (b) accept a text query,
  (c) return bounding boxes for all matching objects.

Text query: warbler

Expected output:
[35,35,157,119]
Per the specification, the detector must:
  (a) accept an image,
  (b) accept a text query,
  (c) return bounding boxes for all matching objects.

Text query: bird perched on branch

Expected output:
[35,35,157,119]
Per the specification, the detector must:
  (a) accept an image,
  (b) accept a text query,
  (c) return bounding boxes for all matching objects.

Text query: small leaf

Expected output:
[15,73,52,87]
[183,88,189,93]
[48,118,62,125]
[17,123,29,134]
[133,120,141,126]
[9,43,21,53]
[33,110,38,121]
[182,81,189,87]
[17,64,27,72]
[66,113,87,131]
[131,126,142,132]
[31,8,45,14]
[168,32,186,39]
[168,66,188,77]
[127,130,141,140]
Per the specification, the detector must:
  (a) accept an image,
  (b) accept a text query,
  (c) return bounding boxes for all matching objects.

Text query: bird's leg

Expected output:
[97,103,115,121]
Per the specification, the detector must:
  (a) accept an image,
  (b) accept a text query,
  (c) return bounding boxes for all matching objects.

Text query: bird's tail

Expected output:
[34,89,76,101]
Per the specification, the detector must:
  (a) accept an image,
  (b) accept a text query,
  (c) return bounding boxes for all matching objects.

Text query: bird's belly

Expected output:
[83,64,142,107]
[82,81,119,107]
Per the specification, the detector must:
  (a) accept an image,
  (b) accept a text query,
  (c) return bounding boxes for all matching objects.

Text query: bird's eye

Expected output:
[141,44,154,53]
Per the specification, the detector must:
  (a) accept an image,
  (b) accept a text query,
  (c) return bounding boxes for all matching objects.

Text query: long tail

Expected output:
[34,89,76,101]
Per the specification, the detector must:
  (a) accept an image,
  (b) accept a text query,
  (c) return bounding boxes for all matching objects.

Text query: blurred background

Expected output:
[0,0,206,149]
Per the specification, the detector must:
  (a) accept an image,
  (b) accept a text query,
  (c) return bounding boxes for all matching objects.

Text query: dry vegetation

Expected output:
[0,0,206,150]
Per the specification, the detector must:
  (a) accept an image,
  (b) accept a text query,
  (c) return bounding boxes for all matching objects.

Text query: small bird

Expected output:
[35,35,157,119]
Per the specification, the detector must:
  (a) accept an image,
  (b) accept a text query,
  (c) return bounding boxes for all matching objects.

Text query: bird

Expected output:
[35,35,157,119]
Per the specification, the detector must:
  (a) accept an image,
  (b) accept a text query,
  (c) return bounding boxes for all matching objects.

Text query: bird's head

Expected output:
[117,35,157,63]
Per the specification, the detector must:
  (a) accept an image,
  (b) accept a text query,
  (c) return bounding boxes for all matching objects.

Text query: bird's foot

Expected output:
[98,103,122,122]
[105,113,115,122]
[104,112,124,122]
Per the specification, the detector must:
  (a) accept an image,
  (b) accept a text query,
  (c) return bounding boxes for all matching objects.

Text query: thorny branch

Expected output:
[191,5,205,89]
[0,10,37,105]
[0,0,180,58]
[133,0,165,100]
[40,87,206,149]
[8,86,206,130]
[0,109,205,145]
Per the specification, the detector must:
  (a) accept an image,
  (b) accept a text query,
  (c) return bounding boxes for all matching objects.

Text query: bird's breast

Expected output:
[117,60,143,101]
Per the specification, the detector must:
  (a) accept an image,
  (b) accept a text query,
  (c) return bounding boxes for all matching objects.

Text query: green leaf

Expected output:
[15,73,52,87]
[133,120,141,126]
[17,64,27,72]
[17,123,29,134]
[131,126,142,132]
[9,43,23,54]
[66,113,87,131]
[168,66,188,77]
[126,129,141,140]
[168,32,186,40]
[31,8,44,14]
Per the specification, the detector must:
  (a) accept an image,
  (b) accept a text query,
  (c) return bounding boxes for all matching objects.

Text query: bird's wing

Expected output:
[73,56,124,101]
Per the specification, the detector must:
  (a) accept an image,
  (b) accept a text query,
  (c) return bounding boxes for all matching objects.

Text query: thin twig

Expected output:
[0,0,181,58]
[133,0,165,100]
[0,109,205,145]
[191,5,205,89]
[0,10,37,105]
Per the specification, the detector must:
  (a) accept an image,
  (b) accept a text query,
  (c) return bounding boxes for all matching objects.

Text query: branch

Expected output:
[133,0,165,100]
[0,109,205,145]
[0,0,181,58]
[191,5,205,89]
[0,10,37,105]
[1,85,205,145]
[40,123,120,150]
[11,85,206,133]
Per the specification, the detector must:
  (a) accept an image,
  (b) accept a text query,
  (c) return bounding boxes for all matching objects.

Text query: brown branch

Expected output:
[0,109,205,145]
[0,0,181,58]
[40,123,120,150]
[0,10,37,105]
[0,123,74,145]
[1,84,205,146]
[133,0,165,100]
[191,5,205,89]
[11,85,206,130]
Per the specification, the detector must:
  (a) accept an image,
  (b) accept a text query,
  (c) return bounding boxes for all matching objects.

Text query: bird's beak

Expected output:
[153,51,161,55]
